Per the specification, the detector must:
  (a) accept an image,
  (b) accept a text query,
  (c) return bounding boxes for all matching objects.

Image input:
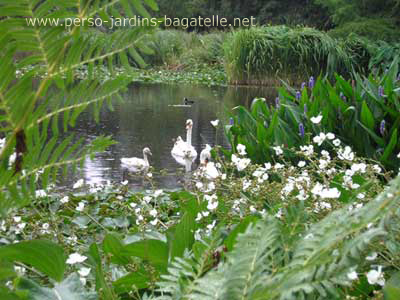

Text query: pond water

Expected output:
[62,82,277,190]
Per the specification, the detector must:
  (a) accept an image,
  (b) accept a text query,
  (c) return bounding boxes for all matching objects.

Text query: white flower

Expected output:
[206,220,216,232]
[275,208,283,219]
[35,190,47,198]
[136,215,144,225]
[366,252,378,261]
[150,218,158,226]
[310,114,323,124]
[333,139,341,147]
[195,213,203,222]
[129,202,137,208]
[42,223,49,230]
[311,182,324,196]
[274,163,284,169]
[347,270,358,281]
[16,222,26,232]
[338,146,354,161]
[66,253,87,265]
[121,180,128,186]
[14,266,26,276]
[300,145,314,156]
[210,119,219,127]
[143,196,152,203]
[326,132,335,140]
[78,267,91,277]
[231,154,251,171]
[146,173,153,178]
[236,144,247,155]
[304,233,314,240]
[397,152,400,158]
[13,216,21,223]
[60,196,69,204]
[195,182,203,189]
[313,133,326,146]
[149,209,157,217]
[264,163,272,170]
[320,187,341,199]
[73,179,84,189]
[372,165,382,174]
[351,163,366,173]
[357,193,365,199]
[207,200,218,211]
[154,189,163,197]
[273,145,283,156]
[221,173,227,180]
[367,266,385,286]
[76,201,85,212]
[318,159,329,170]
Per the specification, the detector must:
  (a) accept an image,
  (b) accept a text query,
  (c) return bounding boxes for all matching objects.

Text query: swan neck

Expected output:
[143,153,149,164]
[186,126,192,146]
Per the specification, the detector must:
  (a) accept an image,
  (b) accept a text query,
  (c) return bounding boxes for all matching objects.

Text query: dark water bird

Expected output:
[168,97,193,108]
[184,97,195,104]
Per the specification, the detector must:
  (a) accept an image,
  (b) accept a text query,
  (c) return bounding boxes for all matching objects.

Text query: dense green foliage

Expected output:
[2,1,400,299]
[226,59,400,170]
[156,0,400,41]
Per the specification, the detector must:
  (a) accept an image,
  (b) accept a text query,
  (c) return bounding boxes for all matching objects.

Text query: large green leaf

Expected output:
[123,240,169,272]
[384,271,400,300]
[103,234,131,265]
[360,101,375,130]
[88,243,116,300]
[167,211,197,260]
[112,266,150,293]
[17,274,97,300]
[381,128,398,162]
[0,240,66,282]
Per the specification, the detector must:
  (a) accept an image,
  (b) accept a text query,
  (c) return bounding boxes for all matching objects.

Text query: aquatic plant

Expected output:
[226,57,400,170]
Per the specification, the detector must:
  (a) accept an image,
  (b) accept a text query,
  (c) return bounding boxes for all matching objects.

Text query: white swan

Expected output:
[121,147,152,172]
[171,119,197,171]
[196,144,220,180]
[199,144,212,166]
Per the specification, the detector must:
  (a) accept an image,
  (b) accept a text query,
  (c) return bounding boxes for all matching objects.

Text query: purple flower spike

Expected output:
[301,82,306,90]
[309,76,314,88]
[275,97,280,109]
[378,86,384,97]
[340,92,346,101]
[303,103,307,114]
[299,123,305,138]
[229,117,234,125]
[380,120,385,136]
[296,91,301,100]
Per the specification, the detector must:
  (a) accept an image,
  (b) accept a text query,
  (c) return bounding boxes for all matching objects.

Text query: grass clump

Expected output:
[224,25,356,85]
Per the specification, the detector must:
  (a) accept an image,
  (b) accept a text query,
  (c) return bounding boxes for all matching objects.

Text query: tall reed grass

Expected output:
[223,26,376,85]
[142,29,225,69]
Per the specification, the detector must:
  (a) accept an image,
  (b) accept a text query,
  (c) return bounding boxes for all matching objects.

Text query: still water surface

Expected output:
[62,83,277,190]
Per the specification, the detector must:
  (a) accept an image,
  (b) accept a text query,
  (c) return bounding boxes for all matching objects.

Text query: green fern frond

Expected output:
[158,175,400,300]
